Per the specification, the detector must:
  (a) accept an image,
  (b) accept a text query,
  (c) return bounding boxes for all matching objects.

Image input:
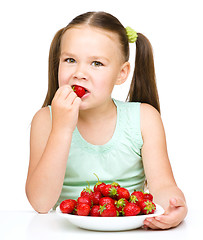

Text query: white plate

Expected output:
[56,204,164,231]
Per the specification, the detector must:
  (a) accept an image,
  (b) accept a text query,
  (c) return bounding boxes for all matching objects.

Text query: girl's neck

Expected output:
[77,98,117,145]
[78,98,116,124]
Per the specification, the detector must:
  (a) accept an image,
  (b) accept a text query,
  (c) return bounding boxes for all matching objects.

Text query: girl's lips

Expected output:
[81,91,90,99]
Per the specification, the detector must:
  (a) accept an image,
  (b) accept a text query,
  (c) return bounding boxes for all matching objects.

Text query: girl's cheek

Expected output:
[58,71,71,87]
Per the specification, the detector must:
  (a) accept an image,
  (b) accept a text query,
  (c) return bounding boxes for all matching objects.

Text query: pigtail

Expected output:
[42,28,64,107]
[127,33,160,113]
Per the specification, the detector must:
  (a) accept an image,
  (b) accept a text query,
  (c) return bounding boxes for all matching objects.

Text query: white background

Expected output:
[0,0,202,213]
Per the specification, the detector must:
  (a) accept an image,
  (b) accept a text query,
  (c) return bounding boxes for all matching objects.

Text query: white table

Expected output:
[0,208,198,240]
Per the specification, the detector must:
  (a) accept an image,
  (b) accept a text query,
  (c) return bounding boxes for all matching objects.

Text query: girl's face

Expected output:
[58,25,130,110]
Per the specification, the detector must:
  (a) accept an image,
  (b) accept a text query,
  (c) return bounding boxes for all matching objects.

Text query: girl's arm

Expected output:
[140,104,187,229]
[25,85,81,213]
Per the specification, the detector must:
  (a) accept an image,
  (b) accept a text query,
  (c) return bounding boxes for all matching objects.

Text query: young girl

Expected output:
[26,11,187,229]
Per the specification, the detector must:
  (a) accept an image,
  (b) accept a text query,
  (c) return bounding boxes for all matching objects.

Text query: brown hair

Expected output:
[42,11,160,113]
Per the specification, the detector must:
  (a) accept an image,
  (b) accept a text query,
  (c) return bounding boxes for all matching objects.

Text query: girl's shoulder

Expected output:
[140,103,164,142]
[31,106,52,137]
[140,103,161,123]
[31,106,51,125]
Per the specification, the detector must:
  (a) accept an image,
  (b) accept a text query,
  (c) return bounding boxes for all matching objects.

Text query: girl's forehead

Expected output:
[60,25,120,50]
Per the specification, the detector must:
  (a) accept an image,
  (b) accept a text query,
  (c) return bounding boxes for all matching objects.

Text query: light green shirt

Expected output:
[49,99,145,208]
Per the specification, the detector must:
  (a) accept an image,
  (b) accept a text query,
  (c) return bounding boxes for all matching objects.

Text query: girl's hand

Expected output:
[143,197,187,230]
[51,85,81,135]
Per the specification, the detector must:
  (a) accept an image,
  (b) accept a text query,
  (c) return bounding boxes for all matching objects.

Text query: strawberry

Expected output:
[144,193,153,201]
[101,184,118,198]
[111,182,120,189]
[92,191,102,205]
[139,199,156,214]
[80,182,93,200]
[60,199,77,214]
[72,85,86,98]
[90,205,100,217]
[122,202,141,216]
[99,197,115,206]
[77,196,92,207]
[114,198,128,214]
[100,204,117,217]
[130,190,144,203]
[93,173,106,193]
[117,187,130,200]
[77,203,91,216]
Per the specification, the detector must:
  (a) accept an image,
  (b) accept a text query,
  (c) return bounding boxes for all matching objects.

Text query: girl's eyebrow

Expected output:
[89,55,110,63]
[60,52,76,57]
[60,52,110,62]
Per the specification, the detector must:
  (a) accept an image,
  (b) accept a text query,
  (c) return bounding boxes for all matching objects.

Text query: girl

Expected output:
[25,11,187,229]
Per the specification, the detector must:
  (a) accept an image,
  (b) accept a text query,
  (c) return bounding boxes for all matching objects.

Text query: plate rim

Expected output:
[56,204,164,231]
[56,203,164,219]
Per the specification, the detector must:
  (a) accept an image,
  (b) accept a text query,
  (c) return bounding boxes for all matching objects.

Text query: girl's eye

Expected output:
[65,58,76,63]
[91,61,103,67]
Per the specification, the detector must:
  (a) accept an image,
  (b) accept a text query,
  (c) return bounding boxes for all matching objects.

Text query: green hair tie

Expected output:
[125,26,138,43]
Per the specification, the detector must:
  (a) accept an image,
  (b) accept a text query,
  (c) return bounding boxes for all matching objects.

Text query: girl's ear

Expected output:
[115,61,131,85]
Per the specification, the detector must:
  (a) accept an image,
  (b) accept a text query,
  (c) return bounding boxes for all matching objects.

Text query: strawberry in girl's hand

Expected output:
[60,199,77,214]
[100,204,117,217]
[77,203,91,216]
[117,187,130,200]
[93,173,106,193]
[139,199,156,214]
[90,205,100,216]
[122,202,141,216]
[72,85,86,98]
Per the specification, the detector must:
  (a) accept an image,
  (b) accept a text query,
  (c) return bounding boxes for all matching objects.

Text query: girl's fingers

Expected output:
[59,86,73,100]
[64,91,78,105]
[73,96,82,107]
[54,85,72,100]
[144,218,170,230]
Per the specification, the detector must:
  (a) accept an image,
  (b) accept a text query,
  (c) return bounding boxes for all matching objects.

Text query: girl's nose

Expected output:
[73,64,87,80]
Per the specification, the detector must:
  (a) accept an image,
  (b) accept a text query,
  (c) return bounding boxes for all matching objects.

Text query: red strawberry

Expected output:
[60,199,77,214]
[122,202,141,216]
[117,187,130,200]
[94,182,106,193]
[80,182,93,200]
[114,198,128,213]
[93,173,106,193]
[77,196,92,207]
[99,197,115,206]
[130,191,144,203]
[92,191,102,205]
[72,85,86,98]
[139,199,156,214]
[144,193,153,201]
[101,184,118,198]
[90,205,100,217]
[77,203,90,216]
[100,204,117,217]
[111,182,120,189]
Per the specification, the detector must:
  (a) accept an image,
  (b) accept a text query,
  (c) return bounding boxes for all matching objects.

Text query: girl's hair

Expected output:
[42,11,160,113]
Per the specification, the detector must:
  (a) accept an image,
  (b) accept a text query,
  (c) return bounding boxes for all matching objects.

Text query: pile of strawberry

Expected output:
[60,174,156,217]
